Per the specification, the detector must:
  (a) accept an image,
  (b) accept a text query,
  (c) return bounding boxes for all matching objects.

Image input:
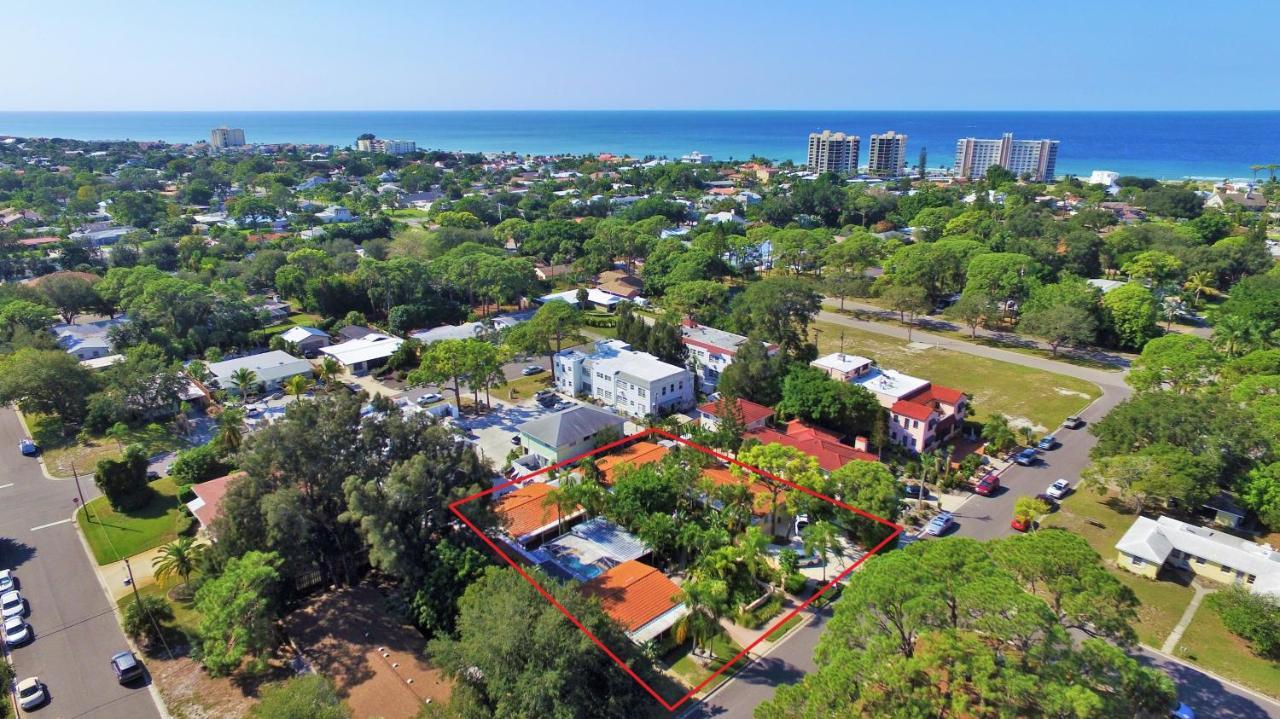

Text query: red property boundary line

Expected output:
[448,427,903,712]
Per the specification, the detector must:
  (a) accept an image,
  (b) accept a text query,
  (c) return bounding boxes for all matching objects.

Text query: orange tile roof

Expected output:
[892,399,936,422]
[701,467,771,516]
[595,442,669,484]
[744,419,878,472]
[582,560,682,632]
[496,483,580,538]
[698,397,775,426]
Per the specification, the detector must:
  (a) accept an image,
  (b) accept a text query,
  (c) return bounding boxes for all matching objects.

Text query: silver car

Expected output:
[4,615,31,646]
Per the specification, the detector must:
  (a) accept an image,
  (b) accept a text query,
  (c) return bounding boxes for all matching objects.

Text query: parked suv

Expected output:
[110,650,144,683]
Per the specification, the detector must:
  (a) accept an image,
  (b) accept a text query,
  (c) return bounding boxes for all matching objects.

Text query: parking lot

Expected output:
[458,393,582,466]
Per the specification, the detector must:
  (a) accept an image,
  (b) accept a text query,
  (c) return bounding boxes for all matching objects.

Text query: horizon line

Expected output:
[4,108,1280,114]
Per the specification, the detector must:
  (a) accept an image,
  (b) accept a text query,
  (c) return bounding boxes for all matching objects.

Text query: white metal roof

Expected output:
[319,333,403,366]
[1117,515,1280,593]
[854,368,930,399]
[812,352,873,375]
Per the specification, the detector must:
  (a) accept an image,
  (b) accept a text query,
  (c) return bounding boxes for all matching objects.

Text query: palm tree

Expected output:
[1018,425,1035,448]
[1212,315,1267,358]
[316,357,342,390]
[1250,164,1264,182]
[284,374,311,398]
[736,526,771,585]
[676,577,729,658]
[801,520,842,582]
[540,485,579,536]
[152,536,207,589]
[1182,271,1217,305]
[228,367,259,400]
[981,413,1017,457]
[215,407,245,452]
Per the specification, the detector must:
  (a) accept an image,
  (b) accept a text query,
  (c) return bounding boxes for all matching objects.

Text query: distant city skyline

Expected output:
[8,0,1279,111]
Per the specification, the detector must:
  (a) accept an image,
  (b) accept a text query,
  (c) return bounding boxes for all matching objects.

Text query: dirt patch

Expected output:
[149,653,290,719]
[284,585,451,719]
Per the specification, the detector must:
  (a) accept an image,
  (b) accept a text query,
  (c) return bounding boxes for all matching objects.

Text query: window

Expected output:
[1130,555,1144,566]
[1193,555,1205,564]
[1248,574,1257,584]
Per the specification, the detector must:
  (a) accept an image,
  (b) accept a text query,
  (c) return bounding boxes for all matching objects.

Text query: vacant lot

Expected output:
[810,319,1101,431]
[284,585,451,719]
[26,412,186,478]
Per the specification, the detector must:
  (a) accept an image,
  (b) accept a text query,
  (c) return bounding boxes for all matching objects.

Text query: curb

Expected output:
[1139,643,1280,709]
[11,410,74,482]
[71,507,175,719]
[677,608,817,716]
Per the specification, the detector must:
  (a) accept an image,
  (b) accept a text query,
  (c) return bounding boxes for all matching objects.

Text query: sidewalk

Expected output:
[100,545,170,601]
[1161,582,1213,654]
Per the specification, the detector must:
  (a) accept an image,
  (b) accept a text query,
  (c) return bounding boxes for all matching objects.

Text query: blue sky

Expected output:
[9,0,1279,110]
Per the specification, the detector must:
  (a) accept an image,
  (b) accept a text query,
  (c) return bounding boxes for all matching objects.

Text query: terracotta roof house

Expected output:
[582,560,689,644]
[186,471,247,534]
[700,467,772,516]
[698,397,775,431]
[596,270,645,299]
[594,441,670,484]
[495,482,584,546]
[745,419,877,472]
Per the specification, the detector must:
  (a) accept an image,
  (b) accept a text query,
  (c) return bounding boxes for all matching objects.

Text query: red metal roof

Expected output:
[191,471,246,529]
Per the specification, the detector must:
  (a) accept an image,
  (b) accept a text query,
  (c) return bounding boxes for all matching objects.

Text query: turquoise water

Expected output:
[2,111,1278,179]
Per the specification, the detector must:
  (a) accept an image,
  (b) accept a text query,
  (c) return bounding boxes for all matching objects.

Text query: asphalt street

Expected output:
[1,408,162,719]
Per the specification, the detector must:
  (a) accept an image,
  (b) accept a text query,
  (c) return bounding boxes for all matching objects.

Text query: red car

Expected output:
[973,473,999,496]
[1010,516,1032,532]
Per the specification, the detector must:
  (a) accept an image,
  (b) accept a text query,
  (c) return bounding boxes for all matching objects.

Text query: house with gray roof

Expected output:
[1116,515,1280,597]
[207,350,313,395]
[516,405,625,465]
[51,317,128,360]
[278,326,330,356]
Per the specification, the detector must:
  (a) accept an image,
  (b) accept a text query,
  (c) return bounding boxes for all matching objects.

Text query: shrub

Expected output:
[93,444,153,511]
[169,443,232,485]
[251,674,349,719]
[1208,586,1280,658]
[784,572,809,596]
[122,594,175,649]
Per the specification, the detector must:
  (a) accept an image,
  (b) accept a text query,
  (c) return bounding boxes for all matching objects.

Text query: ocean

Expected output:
[1,111,1278,180]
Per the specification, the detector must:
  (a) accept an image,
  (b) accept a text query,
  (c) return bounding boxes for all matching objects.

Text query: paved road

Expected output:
[0,408,163,719]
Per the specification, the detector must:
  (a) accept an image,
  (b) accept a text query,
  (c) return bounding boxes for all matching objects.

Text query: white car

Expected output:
[16,676,46,710]
[1047,479,1071,500]
[0,569,13,592]
[1,589,24,618]
[4,615,31,646]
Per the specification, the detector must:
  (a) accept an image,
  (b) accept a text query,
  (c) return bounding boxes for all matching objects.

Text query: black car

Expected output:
[901,482,924,498]
[111,650,144,683]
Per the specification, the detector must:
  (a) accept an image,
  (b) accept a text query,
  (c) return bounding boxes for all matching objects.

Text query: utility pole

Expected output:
[123,558,143,612]
[71,463,89,522]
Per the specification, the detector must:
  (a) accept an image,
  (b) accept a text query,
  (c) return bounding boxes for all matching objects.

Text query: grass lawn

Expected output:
[501,374,552,402]
[810,319,1100,431]
[79,477,193,565]
[763,612,805,641]
[117,580,202,638]
[262,311,324,336]
[1042,491,1194,647]
[1175,600,1280,698]
[25,413,187,478]
[387,208,431,219]
[667,632,751,693]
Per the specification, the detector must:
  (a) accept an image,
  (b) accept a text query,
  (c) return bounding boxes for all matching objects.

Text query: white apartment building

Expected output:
[807,130,859,174]
[210,127,246,148]
[356,137,417,155]
[954,133,1059,182]
[680,319,776,390]
[867,131,908,176]
[554,339,693,417]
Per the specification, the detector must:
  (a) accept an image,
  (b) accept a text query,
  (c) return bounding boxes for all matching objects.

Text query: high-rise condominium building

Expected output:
[954,133,1058,182]
[807,130,860,174]
[210,127,246,148]
[867,131,908,176]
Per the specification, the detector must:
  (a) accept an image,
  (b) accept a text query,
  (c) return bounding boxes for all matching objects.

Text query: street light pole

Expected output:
[123,558,143,612]
[71,463,89,522]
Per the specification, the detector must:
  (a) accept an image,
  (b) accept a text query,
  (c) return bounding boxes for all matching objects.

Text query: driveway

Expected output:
[462,397,581,466]
[0,407,163,719]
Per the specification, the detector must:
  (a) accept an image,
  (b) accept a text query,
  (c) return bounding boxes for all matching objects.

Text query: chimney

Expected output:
[681,316,698,328]
[854,436,869,452]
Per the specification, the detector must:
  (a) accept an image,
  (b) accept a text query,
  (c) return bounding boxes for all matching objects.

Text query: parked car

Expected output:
[792,514,811,540]
[417,392,443,405]
[146,470,161,481]
[923,512,955,536]
[110,650,144,683]
[510,435,522,445]
[1170,702,1195,719]
[1013,448,1039,466]
[16,677,46,710]
[1010,516,1032,532]
[19,438,38,456]
[1061,416,1085,430]
[535,389,556,400]
[0,569,13,593]
[522,365,545,376]
[901,482,924,499]
[1035,492,1058,509]
[1047,478,1071,500]
[1,590,24,618]
[4,615,31,646]
[972,473,999,496]
[270,391,284,400]
[1036,435,1058,451]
